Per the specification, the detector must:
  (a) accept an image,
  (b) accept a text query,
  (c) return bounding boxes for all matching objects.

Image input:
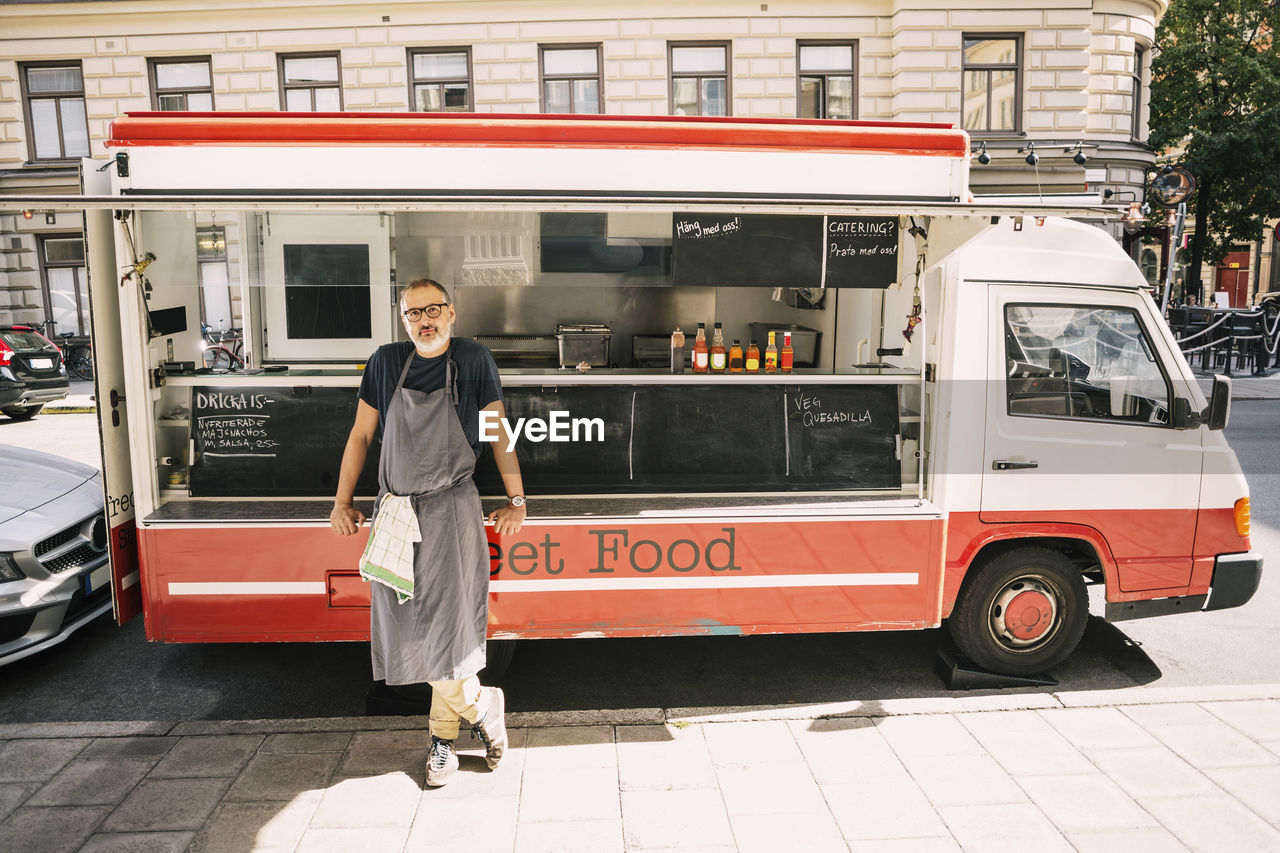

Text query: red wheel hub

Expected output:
[1004,589,1054,640]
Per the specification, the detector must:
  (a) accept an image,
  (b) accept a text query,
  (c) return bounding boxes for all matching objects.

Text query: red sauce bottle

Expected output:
[692,323,708,373]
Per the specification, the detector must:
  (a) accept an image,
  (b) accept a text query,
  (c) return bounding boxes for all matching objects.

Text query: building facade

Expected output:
[0,0,1166,334]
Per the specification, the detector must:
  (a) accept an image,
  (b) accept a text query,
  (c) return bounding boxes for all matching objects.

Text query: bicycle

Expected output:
[201,322,245,371]
[59,333,94,381]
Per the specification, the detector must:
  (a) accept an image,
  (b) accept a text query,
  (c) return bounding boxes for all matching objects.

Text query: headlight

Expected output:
[0,553,26,582]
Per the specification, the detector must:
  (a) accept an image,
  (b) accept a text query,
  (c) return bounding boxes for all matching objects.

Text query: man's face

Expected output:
[401,285,456,357]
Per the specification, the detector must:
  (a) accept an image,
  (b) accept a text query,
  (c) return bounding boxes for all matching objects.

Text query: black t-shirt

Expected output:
[357,339,503,458]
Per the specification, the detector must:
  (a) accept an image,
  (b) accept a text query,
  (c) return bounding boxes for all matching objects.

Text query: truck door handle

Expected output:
[992,459,1039,470]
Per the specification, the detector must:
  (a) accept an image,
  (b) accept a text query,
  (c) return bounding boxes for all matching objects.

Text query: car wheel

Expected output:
[2,404,43,420]
[947,547,1088,677]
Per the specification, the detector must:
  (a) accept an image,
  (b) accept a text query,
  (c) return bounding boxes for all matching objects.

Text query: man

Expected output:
[330,278,526,787]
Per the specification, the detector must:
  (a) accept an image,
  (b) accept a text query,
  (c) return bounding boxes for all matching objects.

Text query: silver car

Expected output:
[0,444,111,666]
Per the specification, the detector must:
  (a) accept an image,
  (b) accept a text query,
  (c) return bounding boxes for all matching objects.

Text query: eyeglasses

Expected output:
[402,303,449,322]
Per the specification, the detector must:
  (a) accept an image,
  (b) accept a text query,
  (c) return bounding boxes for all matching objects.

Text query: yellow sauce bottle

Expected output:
[764,330,779,373]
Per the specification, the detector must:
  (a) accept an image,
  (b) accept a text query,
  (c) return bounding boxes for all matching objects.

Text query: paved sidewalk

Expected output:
[1195,370,1280,401]
[2,685,1278,852]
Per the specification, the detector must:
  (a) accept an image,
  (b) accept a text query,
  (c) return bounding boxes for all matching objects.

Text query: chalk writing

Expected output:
[674,216,743,239]
[196,414,279,457]
[824,216,899,289]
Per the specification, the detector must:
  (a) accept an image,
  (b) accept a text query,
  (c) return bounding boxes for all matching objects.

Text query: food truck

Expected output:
[37,111,1262,678]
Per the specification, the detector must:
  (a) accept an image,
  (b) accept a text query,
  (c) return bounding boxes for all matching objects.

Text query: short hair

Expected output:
[400,278,450,305]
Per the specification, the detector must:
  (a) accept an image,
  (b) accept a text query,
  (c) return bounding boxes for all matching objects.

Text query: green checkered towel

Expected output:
[359,494,421,604]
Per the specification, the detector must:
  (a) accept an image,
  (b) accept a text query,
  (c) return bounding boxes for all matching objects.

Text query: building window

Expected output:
[20,63,90,162]
[409,48,472,112]
[962,34,1021,133]
[197,227,233,329]
[1130,46,1145,141]
[279,53,342,112]
[540,45,603,114]
[669,43,730,116]
[798,42,856,120]
[38,235,89,338]
[149,58,214,111]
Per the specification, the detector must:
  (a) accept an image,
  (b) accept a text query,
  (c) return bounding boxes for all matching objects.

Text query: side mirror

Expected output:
[1205,374,1231,431]
[1170,397,1201,430]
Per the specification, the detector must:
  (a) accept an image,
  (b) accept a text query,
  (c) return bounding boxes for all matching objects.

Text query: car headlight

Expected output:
[0,553,26,582]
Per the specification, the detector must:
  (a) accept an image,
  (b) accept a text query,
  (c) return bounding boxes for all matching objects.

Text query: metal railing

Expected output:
[1169,306,1280,376]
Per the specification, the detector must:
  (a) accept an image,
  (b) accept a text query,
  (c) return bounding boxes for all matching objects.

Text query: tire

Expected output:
[67,347,93,381]
[204,348,232,371]
[947,547,1088,677]
[2,404,43,420]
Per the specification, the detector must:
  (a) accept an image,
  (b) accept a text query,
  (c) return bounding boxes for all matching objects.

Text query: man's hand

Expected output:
[487,502,526,536]
[330,503,366,536]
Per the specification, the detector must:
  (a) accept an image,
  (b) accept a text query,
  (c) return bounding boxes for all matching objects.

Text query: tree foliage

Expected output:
[1149,0,1280,287]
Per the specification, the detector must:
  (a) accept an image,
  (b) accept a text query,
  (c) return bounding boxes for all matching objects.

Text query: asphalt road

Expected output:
[0,401,1275,722]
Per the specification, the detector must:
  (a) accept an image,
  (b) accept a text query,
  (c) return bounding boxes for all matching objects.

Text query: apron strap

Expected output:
[446,354,459,405]
[394,349,414,391]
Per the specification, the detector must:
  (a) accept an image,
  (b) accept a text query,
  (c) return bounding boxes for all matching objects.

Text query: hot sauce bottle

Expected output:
[764,330,779,373]
[781,331,794,373]
[710,322,727,373]
[670,326,685,374]
[692,323,709,373]
[728,339,744,373]
[745,340,761,373]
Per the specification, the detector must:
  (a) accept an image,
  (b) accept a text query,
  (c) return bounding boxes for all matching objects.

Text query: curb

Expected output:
[3,683,1277,739]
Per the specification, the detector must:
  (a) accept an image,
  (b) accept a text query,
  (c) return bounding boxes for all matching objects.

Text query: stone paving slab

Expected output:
[3,695,1280,851]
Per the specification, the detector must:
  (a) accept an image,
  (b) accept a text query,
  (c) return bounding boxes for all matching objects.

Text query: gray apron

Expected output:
[370,349,489,685]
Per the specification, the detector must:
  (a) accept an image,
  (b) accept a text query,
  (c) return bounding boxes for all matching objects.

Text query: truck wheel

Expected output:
[947,547,1088,677]
[2,404,43,420]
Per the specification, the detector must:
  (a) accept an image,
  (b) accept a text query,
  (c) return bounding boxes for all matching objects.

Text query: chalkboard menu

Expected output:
[474,382,901,495]
[189,386,379,497]
[672,214,823,287]
[784,383,900,488]
[187,382,901,499]
[672,213,899,289]
[824,216,899,289]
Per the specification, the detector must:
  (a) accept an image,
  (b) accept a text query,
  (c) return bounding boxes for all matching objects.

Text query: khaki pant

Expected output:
[427,676,485,740]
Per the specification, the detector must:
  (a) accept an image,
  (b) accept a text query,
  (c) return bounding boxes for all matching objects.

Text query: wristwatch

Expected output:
[508,495,526,508]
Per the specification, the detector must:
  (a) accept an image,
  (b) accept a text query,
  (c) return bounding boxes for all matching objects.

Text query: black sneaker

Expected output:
[426,735,458,787]
[473,686,507,770]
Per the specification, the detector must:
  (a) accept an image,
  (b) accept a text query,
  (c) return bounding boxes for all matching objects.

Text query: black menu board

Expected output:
[672,213,898,289]
[672,214,824,287]
[824,216,900,289]
[189,386,379,497]
[473,382,902,495]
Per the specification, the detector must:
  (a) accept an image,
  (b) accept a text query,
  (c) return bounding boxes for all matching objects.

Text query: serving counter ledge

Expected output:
[143,492,932,525]
[160,366,917,388]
